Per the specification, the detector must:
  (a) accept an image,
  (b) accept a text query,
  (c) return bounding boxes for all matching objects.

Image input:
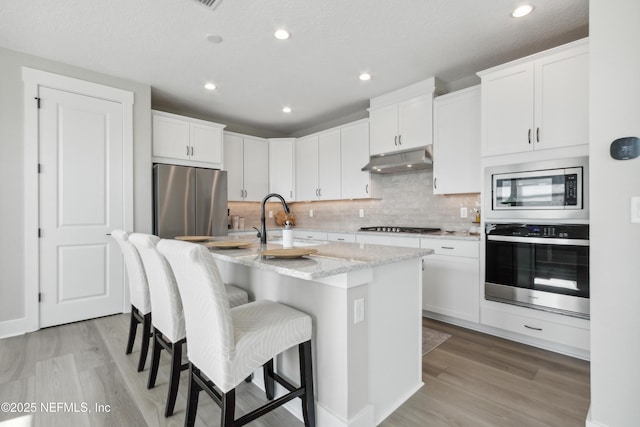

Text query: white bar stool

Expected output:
[158,239,316,427]
[130,233,249,417]
[111,229,152,372]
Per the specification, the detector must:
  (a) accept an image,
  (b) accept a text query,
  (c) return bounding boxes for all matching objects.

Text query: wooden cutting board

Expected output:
[259,248,317,258]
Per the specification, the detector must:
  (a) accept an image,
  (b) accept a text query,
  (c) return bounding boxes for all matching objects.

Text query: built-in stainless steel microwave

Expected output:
[484,157,589,220]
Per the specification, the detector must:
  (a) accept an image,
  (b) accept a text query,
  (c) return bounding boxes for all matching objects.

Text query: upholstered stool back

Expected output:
[129,233,185,343]
[157,239,234,376]
[112,229,151,314]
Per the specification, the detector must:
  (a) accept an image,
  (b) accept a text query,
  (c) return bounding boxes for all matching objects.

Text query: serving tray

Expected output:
[175,236,213,242]
[259,248,317,258]
[203,241,253,249]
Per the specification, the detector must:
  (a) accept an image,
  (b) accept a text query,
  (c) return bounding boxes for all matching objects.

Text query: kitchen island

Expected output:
[207,237,433,427]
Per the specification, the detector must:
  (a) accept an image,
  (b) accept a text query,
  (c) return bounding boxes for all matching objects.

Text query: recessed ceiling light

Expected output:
[359,73,372,81]
[282,106,292,113]
[274,29,290,40]
[204,83,216,90]
[512,5,534,18]
[206,34,223,44]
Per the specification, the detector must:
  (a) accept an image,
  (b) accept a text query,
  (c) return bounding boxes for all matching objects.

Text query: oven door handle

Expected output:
[487,235,589,246]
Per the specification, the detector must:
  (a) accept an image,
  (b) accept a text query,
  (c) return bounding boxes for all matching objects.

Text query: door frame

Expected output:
[22,68,134,332]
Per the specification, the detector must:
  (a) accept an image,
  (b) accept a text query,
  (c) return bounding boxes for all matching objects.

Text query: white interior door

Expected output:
[39,86,124,327]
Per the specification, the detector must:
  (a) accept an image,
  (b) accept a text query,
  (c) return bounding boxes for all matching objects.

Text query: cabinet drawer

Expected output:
[326,232,356,243]
[420,238,479,257]
[293,230,328,241]
[356,234,420,248]
[481,305,590,351]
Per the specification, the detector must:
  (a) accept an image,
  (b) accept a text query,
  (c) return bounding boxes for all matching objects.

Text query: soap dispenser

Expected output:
[282,220,294,248]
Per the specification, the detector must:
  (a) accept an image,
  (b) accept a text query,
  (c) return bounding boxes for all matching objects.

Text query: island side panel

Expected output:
[368,258,424,424]
[216,259,373,426]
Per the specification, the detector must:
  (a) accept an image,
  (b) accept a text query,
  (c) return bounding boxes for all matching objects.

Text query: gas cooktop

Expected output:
[359,226,441,234]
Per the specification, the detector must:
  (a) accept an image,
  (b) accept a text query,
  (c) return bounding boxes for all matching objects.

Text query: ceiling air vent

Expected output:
[192,0,223,11]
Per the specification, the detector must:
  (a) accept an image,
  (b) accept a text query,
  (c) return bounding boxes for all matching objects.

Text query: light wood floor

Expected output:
[0,314,590,427]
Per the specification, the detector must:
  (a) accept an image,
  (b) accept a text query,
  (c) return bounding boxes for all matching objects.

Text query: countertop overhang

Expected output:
[207,238,433,281]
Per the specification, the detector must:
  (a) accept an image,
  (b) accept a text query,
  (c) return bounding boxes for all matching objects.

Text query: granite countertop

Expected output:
[206,236,433,281]
[229,228,481,241]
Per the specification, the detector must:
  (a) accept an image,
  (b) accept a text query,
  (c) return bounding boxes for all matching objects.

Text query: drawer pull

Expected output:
[524,324,543,331]
[441,246,455,250]
[337,238,345,241]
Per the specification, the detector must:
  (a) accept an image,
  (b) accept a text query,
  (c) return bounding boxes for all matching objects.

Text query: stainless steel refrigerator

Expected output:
[153,164,228,238]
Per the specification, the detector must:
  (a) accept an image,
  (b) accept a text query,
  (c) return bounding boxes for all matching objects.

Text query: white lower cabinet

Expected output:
[293,230,328,241]
[420,238,480,323]
[326,232,356,243]
[356,233,420,248]
[481,302,590,351]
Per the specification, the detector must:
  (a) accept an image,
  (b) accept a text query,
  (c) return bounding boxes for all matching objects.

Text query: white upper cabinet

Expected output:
[295,131,341,201]
[295,135,320,201]
[433,86,481,194]
[340,119,371,199]
[479,39,589,157]
[152,110,225,167]
[368,77,441,156]
[318,130,341,200]
[223,132,268,202]
[268,138,295,201]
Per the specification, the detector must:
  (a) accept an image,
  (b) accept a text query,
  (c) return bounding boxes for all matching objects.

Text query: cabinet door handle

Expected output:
[191,146,194,156]
[528,129,532,144]
[524,324,543,331]
[441,246,455,250]
[365,184,369,194]
[394,135,398,146]
[434,177,438,189]
[536,127,540,143]
[290,190,293,198]
[318,188,322,197]
[187,145,190,156]
[398,134,402,145]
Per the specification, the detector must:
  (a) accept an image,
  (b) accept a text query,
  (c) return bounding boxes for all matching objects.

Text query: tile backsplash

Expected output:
[228,169,480,232]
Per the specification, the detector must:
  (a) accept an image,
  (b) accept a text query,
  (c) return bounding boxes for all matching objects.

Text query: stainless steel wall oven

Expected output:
[485,223,589,319]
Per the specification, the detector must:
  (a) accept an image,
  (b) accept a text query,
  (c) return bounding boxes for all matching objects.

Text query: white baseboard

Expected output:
[375,382,423,425]
[0,317,31,339]
[251,366,376,427]
[585,406,609,427]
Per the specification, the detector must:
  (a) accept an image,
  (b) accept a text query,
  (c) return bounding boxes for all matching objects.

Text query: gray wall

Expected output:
[589,0,640,425]
[0,47,152,325]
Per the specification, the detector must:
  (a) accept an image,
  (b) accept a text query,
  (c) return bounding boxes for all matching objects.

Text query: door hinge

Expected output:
[38,228,42,238]
[38,292,42,302]
[34,97,41,109]
[38,163,42,174]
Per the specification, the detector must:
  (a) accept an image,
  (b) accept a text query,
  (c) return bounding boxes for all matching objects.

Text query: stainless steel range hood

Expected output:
[361,145,433,174]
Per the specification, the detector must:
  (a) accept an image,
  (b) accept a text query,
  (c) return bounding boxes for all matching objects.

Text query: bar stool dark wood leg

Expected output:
[165,339,185,417]
[185,364,201,427]
[300,340,316,427]
[126,305,139,355]
[147,327,162,389]
[137,312,152,372]
[221,390,236,427]
[263,359,275,400]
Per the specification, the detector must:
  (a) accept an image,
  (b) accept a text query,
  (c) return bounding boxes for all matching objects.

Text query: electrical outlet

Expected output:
[354,298,365,324]
[309,209,314,217]
[268,210,273,218]
[359,209,364,218]
[460,207,468,218]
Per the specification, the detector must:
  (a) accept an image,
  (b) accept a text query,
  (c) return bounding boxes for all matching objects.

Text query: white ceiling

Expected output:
[0,0,588,137]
